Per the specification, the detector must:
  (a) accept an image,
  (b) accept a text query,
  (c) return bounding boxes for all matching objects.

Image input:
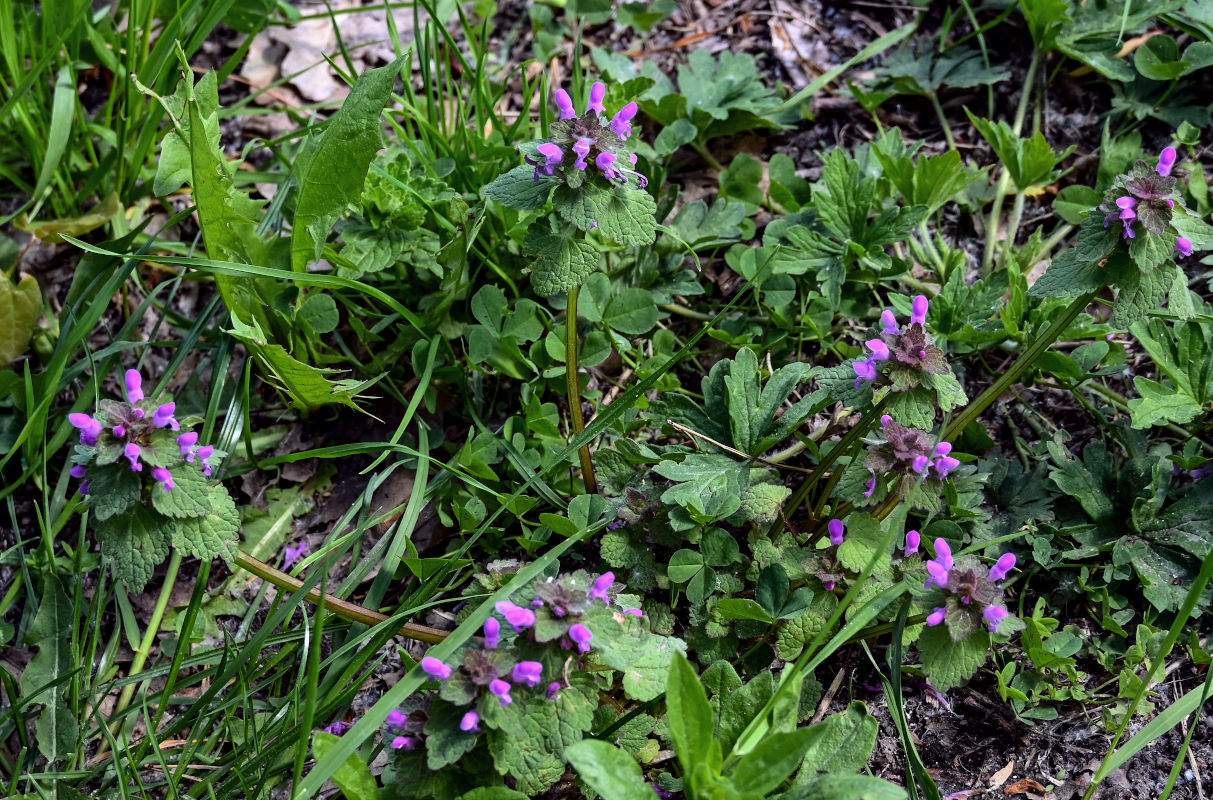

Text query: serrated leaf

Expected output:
[487,675,596,794]
[796,702,878,780]
[313,731,379,800]
[151,462,213,518]
[583,604,687,701]
[836,514,891,574]
[918,624,989,691]
[482,164,557,210]
[291,58,405,271]
[599,188,658,247]
[1128,376,1202,429]
[1029,216,1119,298]
[526,227,600,297]
[424,699,481,770]
[86,463,141,521]
[655,454,748,521]
[98,507,172,590]
[1112,261,1174,328]
[565,740,656,800]
[169,486,240,565]
[604,289,660,335]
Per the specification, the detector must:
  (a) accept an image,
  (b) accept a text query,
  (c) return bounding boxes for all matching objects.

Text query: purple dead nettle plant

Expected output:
[527,80,647,190]
[920,538,1018,638]
[853,295,948,390]
[68,369,218,493]
[1100,146,1198,258]
[861,416,962,499]
[380,571,643,754]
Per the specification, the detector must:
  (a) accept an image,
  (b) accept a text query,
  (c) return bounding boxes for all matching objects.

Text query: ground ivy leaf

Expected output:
[1112,261,1174,327]
[597,187,657,247]
[168,486,240,565]
[86,463,141,521]
[487,675,596,794]
[582,604,687,701]
[525,228,600,297]
[482,164,557,211]
[151,462,212,518]
[424,699,481,770]
[98,507,171,590]
[918,624,988,691]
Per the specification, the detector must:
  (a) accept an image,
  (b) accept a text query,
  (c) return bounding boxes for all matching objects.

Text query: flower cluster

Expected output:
[67,369,216,495]
[387,571,642,756]
[918,537,1016,638]
[527,81,647,189]
[862,416,961,498]
[853,295,948,390]
[1099,146,1192,258]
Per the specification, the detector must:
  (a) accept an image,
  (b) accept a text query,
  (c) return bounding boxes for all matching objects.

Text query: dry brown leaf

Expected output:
[1005,778,1047,795]
[990,761,1015,789]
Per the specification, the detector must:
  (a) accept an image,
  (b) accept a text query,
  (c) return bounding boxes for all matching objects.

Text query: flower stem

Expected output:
[927,92,957,151]
[981,48,1040,274]
[944,290,1097,442]
[566,286,598,494]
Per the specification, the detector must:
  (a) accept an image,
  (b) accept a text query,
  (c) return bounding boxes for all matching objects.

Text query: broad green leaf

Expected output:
[1029,216,1119,298]
[787,775,906,800]
[918,624,989,691]
[82,463,140,521]
[0,273,40,368]
[152,69,221,196]
[604,289,660,335]
[655,454,748,521]
[486,675,597,793]
[715,599,776,623]
[291,58,405,271]
[668,549,705,583]
[19,576,77,763]
[169,486,240,566]
[1128,377,1202,429]
[482,164,557,210]
[151,462,213,518]
[666,652,715,773]
[565,740,656,800]
[796,702,878,779]
[526,227,600,297]
[729,727,814,796]
[313,731,379,800]
[424,699,481,770]
[967,111,1074,191]
[582,604,686,701]
[298,292,339,334]
[98,507,172,590]
[654,118,698,156]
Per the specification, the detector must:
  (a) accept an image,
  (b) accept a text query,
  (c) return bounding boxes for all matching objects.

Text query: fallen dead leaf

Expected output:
[1004,778,1047,796]
[990,761,1015,790]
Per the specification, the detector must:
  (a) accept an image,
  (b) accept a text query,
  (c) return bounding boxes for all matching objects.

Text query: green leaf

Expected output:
[836,514,891,574]
[313,731,380,800]
[526,227,600,297]
[796,702,878,779]
[918,624,989,691]
[715,599,775,623]
[674,49,789,141]
[1128,377,1202,429]
[19,576,77,763]
[582,604,686,701]
[1112,261,1174,328]
[151,461,214,518]
[655,454,748,521]
[787,775,907,800]
[291,58,405,271]
[487,675,597,793]
[298,292,339,334]
[565,740,656,800]
[729,727,815,795]
[424,699,481,770]
[604,289,660,335]
[967,111,1074,191]
[668,549,705,583]
[666,652,716,773]
[168,486,240,566]
[654,118,698,157]
[85,463,141,521]
[1053,185,1103,225]
[483,164,557,210]
[1029,216,1119,298]
[98,507,172,590]
[0,273,40,368]
[152,69,221,197]
[1019,0,1070,51]
[667,198,750,250]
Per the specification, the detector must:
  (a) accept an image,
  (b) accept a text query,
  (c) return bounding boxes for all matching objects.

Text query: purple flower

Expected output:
[984,605,1009,632]
[588,81,605,114]
[390,735,417,751]
[989,553,1016,582]
[113,425,126,438]
[590,571,614,603]
[926,560,950,589]
[152,467,175,492]
[904,530,920,556]
[153,402,179,431]
[881,309,899,335]
[652,782,676,799]
[460,710,480,732]
[823,580,835,591]
[70,464,87,479]
[866,339,890,361]
[880,414,893,428]
[386,710,408,730]
[555,88,576,120]
[79,480,90,495]
[547,681,562,699]
[1123,222,1135,240]
[196,445,214,476]
[125,369,144,403]
[69,413,103,446]
[925,538,953,588]
[934,538,954,571]
[853,357,878,387]
[489,679,513,706]
[284,541,308,568]
[323,721,349,735]
[1117,195,1137,221]
[934,442,952,457]
[910,455,930,474]
[420,656,452,680]
[933,456,961,477]
[569,623,593,653]
[1175,237,1192,258]
[495,601,536,631]
[610,102,637,140]
[828,518,845,546]
[483,617,501,649]
[623,608,643,617]
[864,469,877,498]
[596,151,618,179]
[910,295,928,326]
[512,661,544,687]
[926,607,947,626]
[537,142,563,168]
[178,432,198,458]
[1157,146,1177,177]
[124,443,143,472]
[573,137,593,170]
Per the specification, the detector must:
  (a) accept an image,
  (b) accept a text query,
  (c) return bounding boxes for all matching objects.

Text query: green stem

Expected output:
[944,290,1097,442]
[982,48,1040,274]
[660,302,715,321]
[998,190,1027,271]
[927,92,957,151]
[566,287,598,494]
